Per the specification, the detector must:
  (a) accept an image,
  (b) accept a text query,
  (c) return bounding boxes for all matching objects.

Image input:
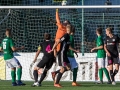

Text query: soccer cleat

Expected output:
[31,82,40,87]
[12,82,18,86]
[54,84,62,88]
[95,80,103,84]
[112,81,116,85]
[17,80,26,86]
[51,72,56,81]
[107,80,112,84]
[72,82,80,86]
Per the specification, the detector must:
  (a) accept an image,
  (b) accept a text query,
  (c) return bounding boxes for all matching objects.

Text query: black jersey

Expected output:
[59,33,70,55]
[105,35,119,57]
[40,40,54,58]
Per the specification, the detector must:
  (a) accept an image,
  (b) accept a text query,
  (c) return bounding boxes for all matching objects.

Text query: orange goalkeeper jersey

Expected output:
[55,10,66,52]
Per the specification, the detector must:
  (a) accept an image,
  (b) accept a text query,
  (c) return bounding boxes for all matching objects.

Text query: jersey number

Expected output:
[3,42,6,49]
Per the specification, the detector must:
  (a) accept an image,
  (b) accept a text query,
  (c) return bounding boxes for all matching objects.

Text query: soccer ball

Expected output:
[62,0,67,6]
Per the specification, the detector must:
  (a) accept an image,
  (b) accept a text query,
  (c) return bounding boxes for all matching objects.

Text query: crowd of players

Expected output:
[0,8,120,88]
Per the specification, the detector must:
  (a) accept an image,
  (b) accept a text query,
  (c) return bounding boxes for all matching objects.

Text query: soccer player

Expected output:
[32,33,56,87]
[0,29,25,86]
[67,26,80,86]
[49,24,79,88]
[91,28,111,84]
[104,27,120,85]
[55,8,71,52]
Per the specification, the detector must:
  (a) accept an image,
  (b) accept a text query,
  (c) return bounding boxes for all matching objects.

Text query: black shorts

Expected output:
[57,52,70,66]
[37,56,55,70]
[107,56,120,65]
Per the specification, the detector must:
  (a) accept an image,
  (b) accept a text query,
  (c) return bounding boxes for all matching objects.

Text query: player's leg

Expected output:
[11,57,25,85]
[32,57,47,87]
[54,53,66,87]
[6,59,17,86]
[68,57,80,86]
[112,57,119,85]
[38,58,54,85]
[97,58,103,84]
[107,56,114,84]
[101,58,111,84]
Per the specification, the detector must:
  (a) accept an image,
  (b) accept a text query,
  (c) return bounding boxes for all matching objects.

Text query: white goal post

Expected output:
[0,5,120,9]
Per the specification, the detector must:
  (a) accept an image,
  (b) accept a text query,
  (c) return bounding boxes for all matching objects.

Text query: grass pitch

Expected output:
[0,81,120,90]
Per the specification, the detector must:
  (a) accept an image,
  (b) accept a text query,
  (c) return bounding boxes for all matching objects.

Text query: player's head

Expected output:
[63,20,71,26]
[6,28,11,37]
[106,27,113,36]
[96,28,102,36]
[66,24,72,34]
[71,25,75,35]
[44,33,51,40]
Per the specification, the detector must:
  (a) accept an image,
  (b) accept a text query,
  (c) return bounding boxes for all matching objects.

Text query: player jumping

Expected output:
[0,29,26,86]
[49,24,79,88]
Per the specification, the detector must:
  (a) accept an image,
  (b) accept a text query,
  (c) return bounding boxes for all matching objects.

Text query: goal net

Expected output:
[0,5,120,81]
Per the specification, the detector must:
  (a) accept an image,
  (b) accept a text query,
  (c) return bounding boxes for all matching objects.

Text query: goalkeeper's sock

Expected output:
[102,68,111,81]
[17,68,22,81]
[33,70,38,82]
[99,68,103,81]
[11,70,16,83]
[73,67,78,82]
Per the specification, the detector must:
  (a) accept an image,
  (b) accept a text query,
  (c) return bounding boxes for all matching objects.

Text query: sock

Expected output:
[55,72,63,84]
[33,70,38,82]
[99,68,103,81]
[113,69,118,77]
[17,68,22,81]
[11,70,16,83]
[102,68,111,81]
[110,70,114,82]
[73,68,78,82]
[54,70,60,74]
[38,70,47,84]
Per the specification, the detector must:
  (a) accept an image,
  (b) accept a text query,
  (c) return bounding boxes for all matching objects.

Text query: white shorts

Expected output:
[97,58,106,68]
[5,57,21,68]
[68,57,78,70]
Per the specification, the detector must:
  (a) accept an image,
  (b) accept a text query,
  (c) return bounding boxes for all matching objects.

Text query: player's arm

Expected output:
[11,46,24,51]
[91,38,103,52]
[0,43,3,51]
[33,45,41,63]
[104,38,111,57]
[10,39,24,51]
[69,45,80,53]
[56,9,62,28]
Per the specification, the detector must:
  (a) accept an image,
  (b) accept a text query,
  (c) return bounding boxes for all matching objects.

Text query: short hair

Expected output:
[96,28,102,35]
[6,28,11,35]
[66,24,72,31]
[44,33,51,40]
[71,25,75,33]
[106,27,113,33]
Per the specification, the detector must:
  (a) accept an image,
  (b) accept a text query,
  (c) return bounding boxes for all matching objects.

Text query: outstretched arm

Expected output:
[33,46,41,63]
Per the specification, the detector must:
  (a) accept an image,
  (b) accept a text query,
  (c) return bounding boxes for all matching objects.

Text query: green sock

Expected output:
[102,68,110,81]
[17,68,22,81]
[11,70,16,83]
[73,68,78,82]
[99,68,103,81]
